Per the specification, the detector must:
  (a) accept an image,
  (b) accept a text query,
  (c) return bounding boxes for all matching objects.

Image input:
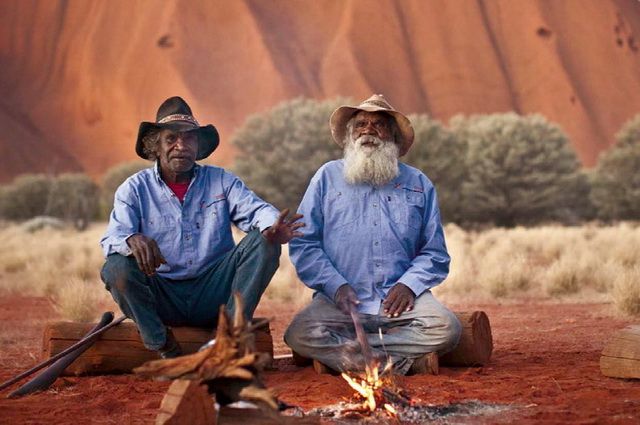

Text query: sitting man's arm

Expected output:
[394,180,450,309]
[126,234,166,276]
[223,171,304,244]
[261,208,305,244]
[289,168,350,303]
[100,181,165,276]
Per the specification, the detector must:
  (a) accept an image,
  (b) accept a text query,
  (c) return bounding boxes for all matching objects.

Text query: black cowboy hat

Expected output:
[135,96,219,160]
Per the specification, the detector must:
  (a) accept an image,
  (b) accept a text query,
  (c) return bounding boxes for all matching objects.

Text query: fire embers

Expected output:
[339,361,412,419]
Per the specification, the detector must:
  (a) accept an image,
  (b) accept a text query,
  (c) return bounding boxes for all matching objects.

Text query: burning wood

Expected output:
[134,293,277,410]
[337,305,416,418]
[340,361,413,418]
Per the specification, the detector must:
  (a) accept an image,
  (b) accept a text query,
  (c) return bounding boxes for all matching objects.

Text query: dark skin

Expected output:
[127,128,304,276]
[335,112,415,318]
[351,110,393,147]
[335,283,416,318]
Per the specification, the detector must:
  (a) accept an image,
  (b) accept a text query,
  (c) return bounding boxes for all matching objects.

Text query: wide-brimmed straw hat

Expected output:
[329,94,414,156]
[135,96,219,160]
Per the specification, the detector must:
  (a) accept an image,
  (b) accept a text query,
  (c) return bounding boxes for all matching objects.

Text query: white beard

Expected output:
[343,135,399,187]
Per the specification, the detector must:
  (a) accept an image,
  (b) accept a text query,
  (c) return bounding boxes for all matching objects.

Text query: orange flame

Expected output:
[341,361,397,416]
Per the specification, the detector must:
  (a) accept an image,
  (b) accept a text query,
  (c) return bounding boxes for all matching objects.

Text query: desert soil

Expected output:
[0,296,638,424]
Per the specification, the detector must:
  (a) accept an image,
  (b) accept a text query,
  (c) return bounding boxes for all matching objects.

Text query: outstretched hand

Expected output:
[383,282,416,318]
[126,234,167,276]
[262,208,305,244]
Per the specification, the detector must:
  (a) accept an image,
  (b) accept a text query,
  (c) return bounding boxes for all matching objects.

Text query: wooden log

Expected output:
[155,380,322,424]
[156,380,217,425]
[600,324,640,379]
[293,311,493,369]
[42,319,273,376]
[440,311,493,367]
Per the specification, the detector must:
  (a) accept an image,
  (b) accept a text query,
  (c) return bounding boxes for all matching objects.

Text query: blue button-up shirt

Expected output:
[289,160,450,315]
[100,163,279,280]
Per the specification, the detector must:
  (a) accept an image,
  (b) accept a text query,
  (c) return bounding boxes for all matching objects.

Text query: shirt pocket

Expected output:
[145,214,175,247]
[325,190,359,231]
[392,190,424,230]
[197,198,227,233]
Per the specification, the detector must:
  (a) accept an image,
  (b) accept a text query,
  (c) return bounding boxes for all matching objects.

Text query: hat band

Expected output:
[361,100,391,110]
[158,114,200,126]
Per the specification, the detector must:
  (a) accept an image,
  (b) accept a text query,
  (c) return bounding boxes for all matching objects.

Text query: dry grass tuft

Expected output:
[1,222,639,319]
[611,266,640,317]
[434,222,640,316]
[52,277,115,322]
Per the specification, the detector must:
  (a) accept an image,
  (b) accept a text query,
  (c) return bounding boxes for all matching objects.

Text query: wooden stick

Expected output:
[0,313,125,393]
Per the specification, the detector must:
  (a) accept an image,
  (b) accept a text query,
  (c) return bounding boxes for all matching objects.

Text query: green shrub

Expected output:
[591,114,640,220]
[231,97,345,210]
[100,161,149,218]
[47,173,100,230]
[0,174,52,220]
[452,113,586,226]
[404,115,466,223]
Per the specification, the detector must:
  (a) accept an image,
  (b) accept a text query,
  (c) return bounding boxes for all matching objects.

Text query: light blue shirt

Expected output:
[100,163,279,280]
[289,160,450,315]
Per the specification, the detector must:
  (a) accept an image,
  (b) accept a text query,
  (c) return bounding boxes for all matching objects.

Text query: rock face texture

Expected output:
[1,0,639,181]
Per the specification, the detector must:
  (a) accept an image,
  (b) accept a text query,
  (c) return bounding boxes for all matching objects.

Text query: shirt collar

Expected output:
[153,161,201,184]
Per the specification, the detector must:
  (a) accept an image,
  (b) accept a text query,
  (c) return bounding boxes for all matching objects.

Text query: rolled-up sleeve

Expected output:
[289,171,348,301]
[99,181,140,257]
[223,171,280,233]
[398,185,450,297]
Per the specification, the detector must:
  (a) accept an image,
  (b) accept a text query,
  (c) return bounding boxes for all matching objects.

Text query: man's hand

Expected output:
[126,234,166,276]
[335,284,359,314]
[262,208,305,244]
[383,283,416,318]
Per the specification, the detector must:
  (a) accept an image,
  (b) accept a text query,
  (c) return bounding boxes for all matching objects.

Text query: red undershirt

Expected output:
[166,181,189,203]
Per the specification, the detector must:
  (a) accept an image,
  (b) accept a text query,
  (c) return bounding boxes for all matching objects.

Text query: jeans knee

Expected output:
[100,254,141,292]
[243,229,281,263]
[284,321,299,349]
[284,318,308,352]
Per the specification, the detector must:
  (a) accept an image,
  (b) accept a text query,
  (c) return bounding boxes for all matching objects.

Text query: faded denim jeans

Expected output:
[284,291,461,375]
[100,229,280,350]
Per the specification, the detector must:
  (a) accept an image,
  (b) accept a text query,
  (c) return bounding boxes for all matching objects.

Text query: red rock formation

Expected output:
[0,0,639,182]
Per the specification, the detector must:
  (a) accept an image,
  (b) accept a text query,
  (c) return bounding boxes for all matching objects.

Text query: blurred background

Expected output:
[0,0,639,320]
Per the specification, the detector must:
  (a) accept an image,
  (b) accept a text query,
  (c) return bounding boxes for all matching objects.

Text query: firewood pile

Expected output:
[134,294,277,410]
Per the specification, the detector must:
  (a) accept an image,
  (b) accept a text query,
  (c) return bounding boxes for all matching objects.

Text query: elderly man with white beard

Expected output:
[285,94,461,375]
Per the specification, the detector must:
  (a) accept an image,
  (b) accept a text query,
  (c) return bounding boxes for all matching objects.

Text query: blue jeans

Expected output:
[100,229,280,350]
[284,291,461,375]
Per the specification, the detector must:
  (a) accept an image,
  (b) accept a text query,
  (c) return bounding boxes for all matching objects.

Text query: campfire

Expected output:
[340,360,411,418]
[335,309,414,419]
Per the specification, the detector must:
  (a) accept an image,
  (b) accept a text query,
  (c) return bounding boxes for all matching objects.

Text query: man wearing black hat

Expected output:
[100,97,303,358]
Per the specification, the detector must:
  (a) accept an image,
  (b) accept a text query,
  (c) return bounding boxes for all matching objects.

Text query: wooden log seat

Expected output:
[41,319,273,376]
[600,324,640,379]
[292,311,493,370]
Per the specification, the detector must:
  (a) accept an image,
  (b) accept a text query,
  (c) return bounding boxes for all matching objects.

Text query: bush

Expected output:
[47,173,100,230]
[591,114,640,220]
[0,173,100,229]
[452,113,586,226]
[0,174,52,220]
[404,115,466,223]
[100,161,149,218]
[231,97,345,210]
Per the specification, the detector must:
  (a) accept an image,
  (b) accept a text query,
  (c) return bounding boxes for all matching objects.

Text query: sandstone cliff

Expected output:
[1,0,639,181]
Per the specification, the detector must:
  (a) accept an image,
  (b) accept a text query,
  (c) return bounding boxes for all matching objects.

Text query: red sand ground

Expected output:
[0,296,639,424]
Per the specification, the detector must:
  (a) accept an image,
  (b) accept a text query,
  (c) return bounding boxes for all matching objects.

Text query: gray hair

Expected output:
[141,129,162,161]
